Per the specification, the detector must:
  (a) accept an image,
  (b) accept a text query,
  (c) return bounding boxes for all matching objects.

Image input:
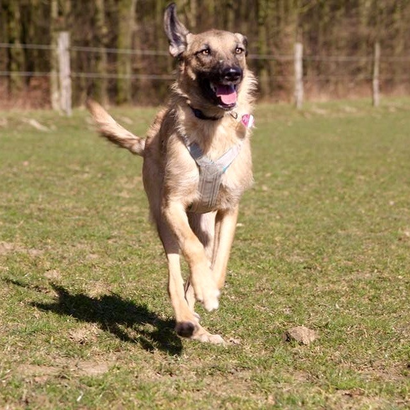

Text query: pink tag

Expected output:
[241,114,254,128]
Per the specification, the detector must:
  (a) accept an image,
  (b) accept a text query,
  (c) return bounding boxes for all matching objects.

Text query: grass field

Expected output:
[0,98,409,409]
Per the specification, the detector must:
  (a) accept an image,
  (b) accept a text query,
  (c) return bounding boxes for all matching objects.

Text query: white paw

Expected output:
[202,289,220,312]
[194,332,226,345]
[208,334,226,345]
[193,282,220,311]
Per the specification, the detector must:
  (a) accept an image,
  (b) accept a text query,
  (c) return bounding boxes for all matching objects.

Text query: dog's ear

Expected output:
[164,3,190,58]
[235,33,249,56]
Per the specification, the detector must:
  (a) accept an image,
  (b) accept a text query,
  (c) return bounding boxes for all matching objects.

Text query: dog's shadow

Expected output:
[6,279,183,355]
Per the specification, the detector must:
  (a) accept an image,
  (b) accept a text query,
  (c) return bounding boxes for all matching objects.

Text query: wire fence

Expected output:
[1,40,410,112]
[2,42,410,60]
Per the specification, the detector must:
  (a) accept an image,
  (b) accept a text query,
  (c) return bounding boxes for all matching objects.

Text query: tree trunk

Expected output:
[256,0,270,98]
[153,0,170,103]
[183,0,198,31]
[5,1,25,95]
[224,0,235,31]
[116,0,137,105]
[93,0,108,104]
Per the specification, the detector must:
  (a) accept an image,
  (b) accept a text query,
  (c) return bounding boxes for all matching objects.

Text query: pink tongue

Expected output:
[216,85,237,105]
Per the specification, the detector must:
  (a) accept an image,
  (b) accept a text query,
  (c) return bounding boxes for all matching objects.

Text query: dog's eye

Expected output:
[200,48,211,56]
[235,47,244,55]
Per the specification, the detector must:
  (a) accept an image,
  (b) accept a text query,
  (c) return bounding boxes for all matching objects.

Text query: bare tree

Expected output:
[4,1,25,94]
[93,0,108,104]
[116,0,137,104]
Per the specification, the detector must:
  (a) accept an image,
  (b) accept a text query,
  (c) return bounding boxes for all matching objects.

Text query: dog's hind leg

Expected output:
[188,212,217,261]
[211,206,239,289]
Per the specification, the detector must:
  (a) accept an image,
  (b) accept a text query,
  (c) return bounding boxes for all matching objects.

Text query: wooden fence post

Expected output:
[57,31,72,116]
[50,0,59,111]
[50,32,60,111]
[372,42,380,107]
[294,42,303,109]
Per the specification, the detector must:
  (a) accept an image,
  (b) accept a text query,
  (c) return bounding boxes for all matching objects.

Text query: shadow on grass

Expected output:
[6,279,183,355]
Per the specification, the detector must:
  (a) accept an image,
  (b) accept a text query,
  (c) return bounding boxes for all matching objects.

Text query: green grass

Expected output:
[0,98,409,409]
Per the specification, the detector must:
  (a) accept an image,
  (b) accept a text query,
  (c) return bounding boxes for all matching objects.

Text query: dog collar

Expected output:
[189,105,255,129]
[189,105,223,121]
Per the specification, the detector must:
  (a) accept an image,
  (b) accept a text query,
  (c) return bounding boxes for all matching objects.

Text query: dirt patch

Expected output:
[88,281,113,298]
[17,364,60,377]
[0,242,16,255]
[16,364,61,384]
[68,324,100,345]
[326,389,392,410]
[15,358,113,382]
[75,360,111,377]
[44,269,62,280]
[0,242,43,257]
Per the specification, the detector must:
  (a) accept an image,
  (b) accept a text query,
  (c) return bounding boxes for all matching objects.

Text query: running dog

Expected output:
[87,3,256,343]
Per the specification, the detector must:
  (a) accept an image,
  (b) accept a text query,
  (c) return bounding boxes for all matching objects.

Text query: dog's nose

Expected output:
[222,67,242,83]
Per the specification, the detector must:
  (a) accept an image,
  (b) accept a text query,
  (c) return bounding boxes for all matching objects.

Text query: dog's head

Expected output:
[164,3,250,111]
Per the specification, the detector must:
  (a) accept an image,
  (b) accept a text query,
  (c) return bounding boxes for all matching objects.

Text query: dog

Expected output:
[87,3,256,344]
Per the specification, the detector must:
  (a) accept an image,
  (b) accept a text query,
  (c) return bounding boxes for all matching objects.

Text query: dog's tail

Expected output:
[86,99,145,156]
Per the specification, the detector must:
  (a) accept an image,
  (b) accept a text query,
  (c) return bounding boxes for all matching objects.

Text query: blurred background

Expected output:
[0,0,409,110]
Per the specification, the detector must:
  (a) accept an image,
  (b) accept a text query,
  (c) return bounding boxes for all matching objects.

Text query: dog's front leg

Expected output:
[155,219,199,337]
[212,205,239,289]
[164,201,220,312]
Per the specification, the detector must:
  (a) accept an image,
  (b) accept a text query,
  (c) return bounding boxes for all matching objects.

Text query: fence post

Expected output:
[372,42,380,107]
[294,42,303,109]
[57,31,72,116]
[50,0,59,111]
[50,32,60,111]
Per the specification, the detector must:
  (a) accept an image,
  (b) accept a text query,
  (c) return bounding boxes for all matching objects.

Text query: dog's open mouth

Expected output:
[210,83,238,109]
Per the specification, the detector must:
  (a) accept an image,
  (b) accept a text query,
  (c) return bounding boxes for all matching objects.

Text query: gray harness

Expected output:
[183,136,242,213]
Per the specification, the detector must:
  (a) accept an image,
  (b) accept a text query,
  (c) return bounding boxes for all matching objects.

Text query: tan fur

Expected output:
[88,4,256,344]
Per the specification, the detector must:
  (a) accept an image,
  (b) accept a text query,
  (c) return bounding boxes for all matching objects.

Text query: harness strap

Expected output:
[183,136,242,213]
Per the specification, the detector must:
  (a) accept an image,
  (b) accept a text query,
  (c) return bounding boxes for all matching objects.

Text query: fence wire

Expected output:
[1,42,410,62]
[1,41,409,112]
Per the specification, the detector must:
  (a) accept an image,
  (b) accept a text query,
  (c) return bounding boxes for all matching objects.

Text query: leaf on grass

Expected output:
[284,326,318,345]
[22,118,50,132]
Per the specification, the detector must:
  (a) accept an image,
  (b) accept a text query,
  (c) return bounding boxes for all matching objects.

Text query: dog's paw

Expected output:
[175,321,196,338]
[205,333,226,345]
[192,329,226,345]
[202,288,220,312]
[177,322,226,345]
[193,277,220,312]
[195,286,220,312]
